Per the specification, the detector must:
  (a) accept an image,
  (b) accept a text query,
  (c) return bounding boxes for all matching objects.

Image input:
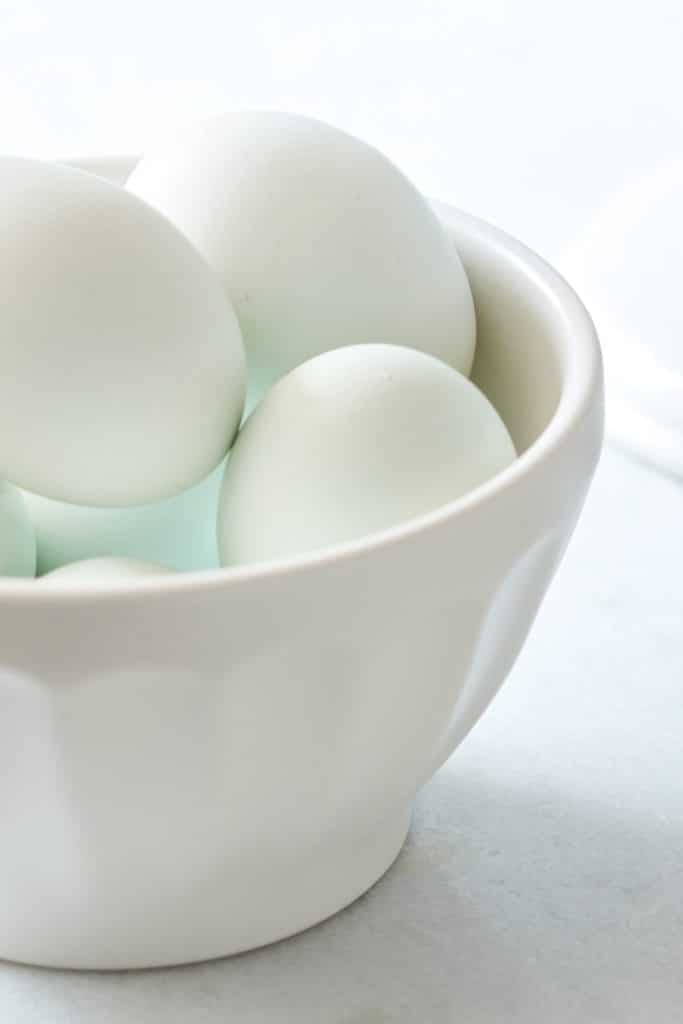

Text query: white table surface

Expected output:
[1,2,682,1019]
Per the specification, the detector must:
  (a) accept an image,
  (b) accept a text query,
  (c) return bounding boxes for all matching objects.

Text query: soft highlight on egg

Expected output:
[0,157,246,507]
[43,557,175,583]
[128,112,476,398]
[218,344,516,566]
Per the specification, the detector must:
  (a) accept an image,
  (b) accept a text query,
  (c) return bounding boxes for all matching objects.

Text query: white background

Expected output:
[1,3,682,1021]
[3,0,683,264]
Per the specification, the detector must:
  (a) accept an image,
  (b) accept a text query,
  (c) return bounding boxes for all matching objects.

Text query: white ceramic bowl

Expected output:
[0,157,603,969]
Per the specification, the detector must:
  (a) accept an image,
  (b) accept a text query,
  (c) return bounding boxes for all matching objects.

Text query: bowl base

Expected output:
[0,807,411,970]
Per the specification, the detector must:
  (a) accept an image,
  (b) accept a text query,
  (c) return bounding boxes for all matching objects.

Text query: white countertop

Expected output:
[1,2,681,1018]
[2,448,680,1021]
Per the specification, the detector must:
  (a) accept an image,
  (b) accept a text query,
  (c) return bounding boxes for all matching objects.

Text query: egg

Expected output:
[0,157,246,507]
[21,461,223,575]
[127,112,475,396]
[0,482,36,578]
[43,557,174,583]
[218,344,516,566]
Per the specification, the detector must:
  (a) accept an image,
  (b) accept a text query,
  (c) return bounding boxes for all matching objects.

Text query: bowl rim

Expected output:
[0,201,602,605]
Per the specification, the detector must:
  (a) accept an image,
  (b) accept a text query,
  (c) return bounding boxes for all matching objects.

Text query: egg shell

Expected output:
[43,557,174,583]
[0,157,246,506]
[0,482,36,578]
[22,462,223,575]
[218,344,516,566]
[128,112,475,395]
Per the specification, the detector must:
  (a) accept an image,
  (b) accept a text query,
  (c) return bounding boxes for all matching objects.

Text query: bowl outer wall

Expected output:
[0,156,604,968]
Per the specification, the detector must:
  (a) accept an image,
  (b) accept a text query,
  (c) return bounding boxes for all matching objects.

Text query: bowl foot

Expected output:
[0,807,411,970]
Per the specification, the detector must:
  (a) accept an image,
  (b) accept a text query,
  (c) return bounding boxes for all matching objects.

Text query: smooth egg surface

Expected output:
[0,157,246,507]
[128,112,476,396]
[218,344,516,566]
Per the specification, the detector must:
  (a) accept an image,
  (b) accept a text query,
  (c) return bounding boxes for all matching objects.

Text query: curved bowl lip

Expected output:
[0,201,603,606]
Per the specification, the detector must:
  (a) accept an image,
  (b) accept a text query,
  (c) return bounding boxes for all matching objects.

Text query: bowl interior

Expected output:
[471,279,562,456]
[461,239,563,455]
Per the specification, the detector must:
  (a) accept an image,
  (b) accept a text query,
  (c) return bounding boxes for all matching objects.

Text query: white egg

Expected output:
[218,344,516,566]
[0,157,246,507]
[43,557,174,583]
[128,112,475,395]
[22,462,223,575]
[0,482,36,578]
